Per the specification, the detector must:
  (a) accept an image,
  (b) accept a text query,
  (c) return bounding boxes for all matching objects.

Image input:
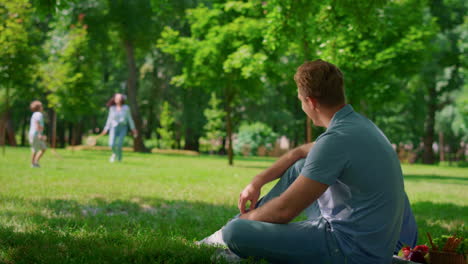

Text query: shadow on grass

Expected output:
[233,164,270,170]
[404,174,468,183]
[0,196,240,264]
[411,201,468,244]
[2,197,466,263]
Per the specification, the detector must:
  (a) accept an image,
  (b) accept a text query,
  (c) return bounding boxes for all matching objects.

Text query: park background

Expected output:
[0,0,467,263]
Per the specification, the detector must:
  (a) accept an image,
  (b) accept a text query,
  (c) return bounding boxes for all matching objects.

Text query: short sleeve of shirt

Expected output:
[32,112,43,125]
[300,132,349,185]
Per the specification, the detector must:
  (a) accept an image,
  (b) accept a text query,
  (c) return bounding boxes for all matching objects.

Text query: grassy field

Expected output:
[0,147,467,263]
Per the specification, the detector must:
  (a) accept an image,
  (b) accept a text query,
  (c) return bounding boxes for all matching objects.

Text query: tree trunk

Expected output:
[6,113,17,146]
[70,122,83,146]
[0,113,17,147]
[184,127,200,151]
[68,122,73,145]
[71,123,78,146]
[59,119,66,148]
[226,106,234,166]
[1,86,6,154]
[219,136,226,155]
[182,88,202,151]
[21,111,28,146]
[124,39,147,152]
[48,108,57,148]
[77,122,83,145]
[422,83,436,164]
[1,86,17,148]
[225,88,234,166]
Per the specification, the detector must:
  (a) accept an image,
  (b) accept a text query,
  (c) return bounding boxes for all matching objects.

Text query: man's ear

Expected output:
[306,97,319,110]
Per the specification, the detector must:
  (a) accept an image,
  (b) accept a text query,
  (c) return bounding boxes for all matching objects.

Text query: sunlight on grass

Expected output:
[0,147,467,263]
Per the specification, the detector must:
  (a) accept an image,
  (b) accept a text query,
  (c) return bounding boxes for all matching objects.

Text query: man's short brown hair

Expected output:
[294,59,345,107]
[30,100,42,112]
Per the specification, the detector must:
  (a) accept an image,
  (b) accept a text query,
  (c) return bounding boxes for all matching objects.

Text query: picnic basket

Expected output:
[429,250,467,264]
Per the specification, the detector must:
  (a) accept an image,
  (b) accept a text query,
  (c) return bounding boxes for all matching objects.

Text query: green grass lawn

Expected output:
[0,147,467,263]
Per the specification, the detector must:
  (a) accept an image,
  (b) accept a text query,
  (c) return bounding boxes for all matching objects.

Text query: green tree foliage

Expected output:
[106,0,157,152]
[157,101,175,149]
[41,14,97,122]
[0,0,35,88]
[3,0,466,164]
[417,0,467,164]
[0,0,38,145]
[262,0,437,114]
[258,0,427,142]
[435,85,468,160]
[234,122,278,156]
[201,92,226,153]
[159,1,269,164]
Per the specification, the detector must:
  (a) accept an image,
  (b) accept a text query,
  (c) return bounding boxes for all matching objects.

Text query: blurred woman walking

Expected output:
[100,93,137,162]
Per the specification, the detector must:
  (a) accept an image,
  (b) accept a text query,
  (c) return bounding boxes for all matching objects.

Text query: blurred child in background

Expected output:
[29,100,47,168]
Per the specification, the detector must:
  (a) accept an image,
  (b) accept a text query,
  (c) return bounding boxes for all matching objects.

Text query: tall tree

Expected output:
[0,0,37,147]
[106,0,157,152]
[40,13,98,145]
[260,0,391,142]
[159,1,268,165]
[157,101,175,149]
[202,92,226,153]
[417,0,466,164]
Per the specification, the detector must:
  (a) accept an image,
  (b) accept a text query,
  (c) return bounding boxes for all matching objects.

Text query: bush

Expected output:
[200,92,225,153]
[157,101,175,149]
[234,122,278,156]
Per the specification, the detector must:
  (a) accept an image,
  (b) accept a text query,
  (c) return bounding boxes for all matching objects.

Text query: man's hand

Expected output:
[238,183,261,214]
[132,129,138,138]
[236,142,315,215]
[240,176,328,224]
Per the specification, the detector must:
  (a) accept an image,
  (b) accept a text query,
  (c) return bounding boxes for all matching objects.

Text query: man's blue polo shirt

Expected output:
[301,104,405,264]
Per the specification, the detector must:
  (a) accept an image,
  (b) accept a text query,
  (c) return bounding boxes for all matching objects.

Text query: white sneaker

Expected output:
[109,154,116,163]
[196,228,226,247]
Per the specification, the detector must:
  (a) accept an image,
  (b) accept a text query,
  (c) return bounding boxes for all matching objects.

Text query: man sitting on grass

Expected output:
[199,60,417,264]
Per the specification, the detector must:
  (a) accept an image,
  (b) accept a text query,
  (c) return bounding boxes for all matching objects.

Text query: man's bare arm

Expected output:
[238,142,314,213]
[251,142,313,188]
[240,175,328,223]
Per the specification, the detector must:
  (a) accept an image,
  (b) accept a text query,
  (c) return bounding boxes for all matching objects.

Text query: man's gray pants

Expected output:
[222,159,346,264]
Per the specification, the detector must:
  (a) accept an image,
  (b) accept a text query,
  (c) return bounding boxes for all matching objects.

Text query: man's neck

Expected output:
[321,104,346,128]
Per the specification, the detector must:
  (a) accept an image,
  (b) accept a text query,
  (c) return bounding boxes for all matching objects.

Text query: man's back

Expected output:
[301,105,405,263]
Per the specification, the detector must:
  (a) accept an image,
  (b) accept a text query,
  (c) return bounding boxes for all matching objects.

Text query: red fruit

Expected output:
[402,246,411,259]
[409,251,427,263]
[413,245,429,255]
[413,245,429,252]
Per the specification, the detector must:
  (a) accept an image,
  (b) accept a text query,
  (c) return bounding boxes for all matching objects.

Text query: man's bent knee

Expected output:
[222,219,255,258]
[222,218,243,246]
[222,219,256,247]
